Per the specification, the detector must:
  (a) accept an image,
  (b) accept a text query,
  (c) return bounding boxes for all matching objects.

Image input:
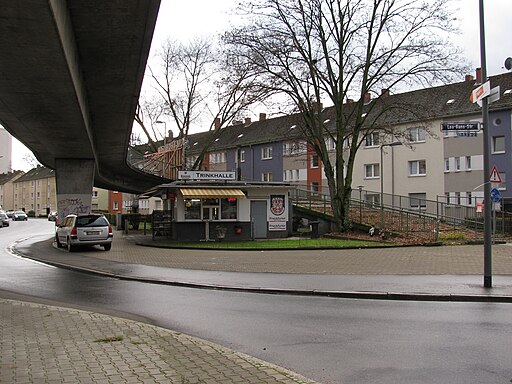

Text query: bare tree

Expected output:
[223,0,467,231]
[144,36,273,170]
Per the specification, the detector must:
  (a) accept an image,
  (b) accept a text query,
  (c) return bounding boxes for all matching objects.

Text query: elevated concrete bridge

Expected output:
[0,1,167,219]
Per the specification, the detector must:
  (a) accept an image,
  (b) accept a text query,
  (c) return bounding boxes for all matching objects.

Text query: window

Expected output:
[221,198,237,220]
[444,158,450,172]
[92,191,98,197]
[262,172,273,182]
[240,150,245,163]
[310,154,319,168]
[364,163,380,178]
[409,160,426,176]
[184,199,202,219]
[455,157,461,171]
[492,136,505,153]
[262,146,273,159]
[365,193,380,206]
[466,156,472,171]
[186,156,198,169]
[283,141,306,155]
[295,169,300,180]
[498,172,506,191]
[409,193,427,209]
[311,182,319,193]
[455,192,461,205]
[113,201,118,210]
[364,132,380,147]
[407,127,425,143]
[467,192,472,206]
[209,152,226,164]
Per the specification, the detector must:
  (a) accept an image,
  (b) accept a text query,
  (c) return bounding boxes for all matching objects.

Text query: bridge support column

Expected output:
[55,159,95,223]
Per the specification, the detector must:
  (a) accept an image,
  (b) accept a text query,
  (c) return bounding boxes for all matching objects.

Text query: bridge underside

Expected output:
[0,0,166,194]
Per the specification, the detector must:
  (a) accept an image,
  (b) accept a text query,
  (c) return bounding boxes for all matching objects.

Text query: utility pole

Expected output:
[479,0,492,288]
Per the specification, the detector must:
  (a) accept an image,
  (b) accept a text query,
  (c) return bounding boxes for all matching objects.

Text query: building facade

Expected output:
[13,166,57,216]
[0,170,24,210]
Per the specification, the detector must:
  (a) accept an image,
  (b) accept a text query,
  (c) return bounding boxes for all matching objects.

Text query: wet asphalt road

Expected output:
[1,219,511,384]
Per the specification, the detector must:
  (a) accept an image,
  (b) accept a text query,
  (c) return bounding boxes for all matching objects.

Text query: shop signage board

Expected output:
[178,171,236,181]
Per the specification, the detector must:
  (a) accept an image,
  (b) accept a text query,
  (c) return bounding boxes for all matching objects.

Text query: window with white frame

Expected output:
[455,192,461,205]
[92,191,98,197]
[262,172,273,182]
[467,192,472,206]
[455,157,461,171]
[408,160,426,176]
[310,154,319,168]
[262,146,273,159]
[240,150,245,163]
[364,132,380,147]
[185,156,197,169]
[444,158,450,172]
[364,163,380,179]
[311,182,319,193]
[409,193,427,209]
[209,152,226,164]
[407,127,426,143]
[113,201,118,210]
[466,156,472,171]
[295,169,300,180]
[492,136,505,153]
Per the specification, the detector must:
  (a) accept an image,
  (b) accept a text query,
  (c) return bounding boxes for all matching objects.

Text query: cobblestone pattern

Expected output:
[83,234,512,275]
[0,299,317,384]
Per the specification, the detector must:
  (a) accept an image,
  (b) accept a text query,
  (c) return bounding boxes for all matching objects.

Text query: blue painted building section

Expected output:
[489,110,512,198]
[232,143,284,182]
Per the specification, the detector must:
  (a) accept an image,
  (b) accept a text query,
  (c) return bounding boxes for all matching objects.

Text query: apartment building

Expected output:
[13,166,56,216]
[0,170,24,210]
[181,71,512,210]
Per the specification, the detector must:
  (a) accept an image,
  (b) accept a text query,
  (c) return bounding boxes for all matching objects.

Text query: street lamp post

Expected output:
[380,142,402,230]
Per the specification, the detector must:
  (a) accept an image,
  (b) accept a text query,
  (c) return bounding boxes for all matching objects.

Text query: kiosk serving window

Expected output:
[184,197,238,220]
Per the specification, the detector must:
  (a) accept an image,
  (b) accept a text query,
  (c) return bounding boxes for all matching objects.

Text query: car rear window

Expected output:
[75,216,109,227]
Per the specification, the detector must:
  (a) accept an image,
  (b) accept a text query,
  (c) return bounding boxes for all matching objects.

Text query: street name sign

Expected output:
[440,122,480,131]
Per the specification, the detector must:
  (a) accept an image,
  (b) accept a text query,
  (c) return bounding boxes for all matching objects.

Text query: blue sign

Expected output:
[490,187,501,203]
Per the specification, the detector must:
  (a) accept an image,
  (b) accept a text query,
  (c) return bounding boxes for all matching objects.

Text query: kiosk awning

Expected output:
[180,188,246,199]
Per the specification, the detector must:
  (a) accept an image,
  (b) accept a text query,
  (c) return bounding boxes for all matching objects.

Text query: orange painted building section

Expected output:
[307,144,322,192]
[109,191,123,214]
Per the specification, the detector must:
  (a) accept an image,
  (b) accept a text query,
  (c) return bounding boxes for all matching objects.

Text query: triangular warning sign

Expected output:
[490,165,502,183]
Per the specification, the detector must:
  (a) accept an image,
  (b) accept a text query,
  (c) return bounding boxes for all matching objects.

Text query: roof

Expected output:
[182,71,512,155]
[0,170,24,185]
[15,166,55,182]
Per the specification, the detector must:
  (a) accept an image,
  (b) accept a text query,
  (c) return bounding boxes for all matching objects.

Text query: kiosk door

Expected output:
[251,200,267,238]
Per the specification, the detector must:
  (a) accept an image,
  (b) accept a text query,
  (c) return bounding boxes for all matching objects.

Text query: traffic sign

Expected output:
[440,122,480,131]
[490,188,501,203]
[489,165,502,183]
[470,80,490,104]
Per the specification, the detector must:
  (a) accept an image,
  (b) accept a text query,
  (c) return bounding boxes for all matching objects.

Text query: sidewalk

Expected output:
[0,298,316,384]
[12,231,512,302]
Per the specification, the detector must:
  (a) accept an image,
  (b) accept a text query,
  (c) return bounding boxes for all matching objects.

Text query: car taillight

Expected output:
[70,227,77,236]
[108,225,113,236]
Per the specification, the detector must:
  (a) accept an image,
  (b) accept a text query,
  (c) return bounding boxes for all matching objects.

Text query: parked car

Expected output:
[48,211,58,221]
[5,210,14,218]
[12,211,28,221]
[0,213,9,227]
[56,214,113,252]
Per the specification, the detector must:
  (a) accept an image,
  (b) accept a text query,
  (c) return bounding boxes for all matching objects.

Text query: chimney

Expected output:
[364,92,371,104]
[214,117,221,129]
[476,68,482,84]
[381,89,390,97]
[312,102,323,112]
[244,117,252,126]
[465,74,474,82]
[259,113,267,121]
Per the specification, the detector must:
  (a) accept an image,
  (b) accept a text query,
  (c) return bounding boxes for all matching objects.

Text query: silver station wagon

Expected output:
[56,214,113,252]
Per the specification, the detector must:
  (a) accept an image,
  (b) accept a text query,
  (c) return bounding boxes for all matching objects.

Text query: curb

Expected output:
[10,243,512,304]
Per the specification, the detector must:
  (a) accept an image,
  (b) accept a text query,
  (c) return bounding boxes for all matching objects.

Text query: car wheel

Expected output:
[67,238,75,252]
[55,234,63,248]
[103,244,112,251]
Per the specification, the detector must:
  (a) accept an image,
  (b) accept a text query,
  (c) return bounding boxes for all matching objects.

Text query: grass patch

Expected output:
[94,335,124,343]
[439,231,466,241]
[153,238,389,249]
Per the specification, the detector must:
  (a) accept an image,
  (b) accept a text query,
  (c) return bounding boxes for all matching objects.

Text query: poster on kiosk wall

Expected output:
[268,194,287,231]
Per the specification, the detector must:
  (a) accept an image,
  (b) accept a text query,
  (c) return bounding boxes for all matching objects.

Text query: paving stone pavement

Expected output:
[0,298,318,384]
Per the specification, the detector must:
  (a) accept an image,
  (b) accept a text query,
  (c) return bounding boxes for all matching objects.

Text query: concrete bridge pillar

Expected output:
[55,159,95,223]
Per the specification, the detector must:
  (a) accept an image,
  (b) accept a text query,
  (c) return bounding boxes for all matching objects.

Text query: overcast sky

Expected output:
[11,0,512,170]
